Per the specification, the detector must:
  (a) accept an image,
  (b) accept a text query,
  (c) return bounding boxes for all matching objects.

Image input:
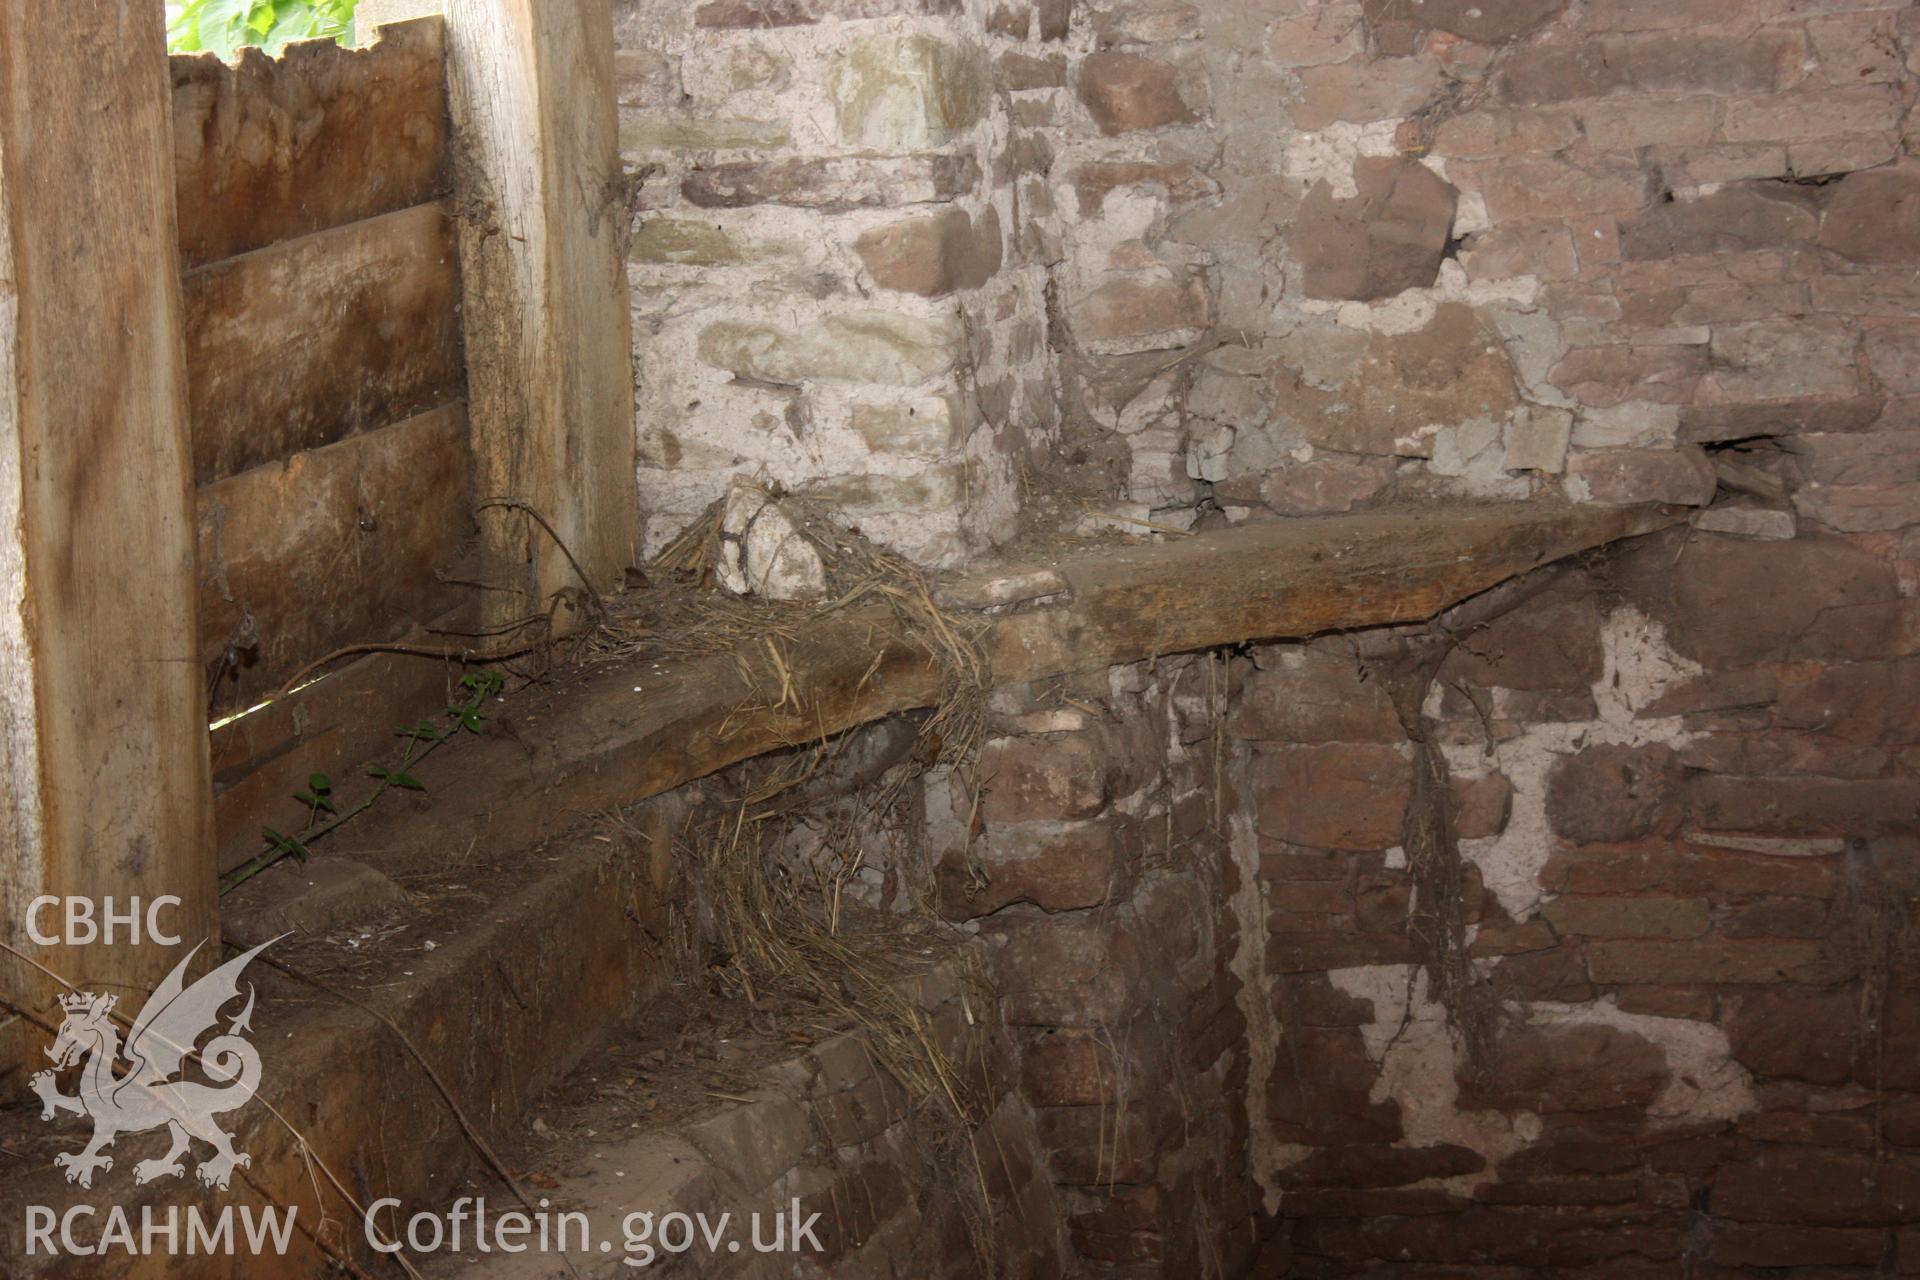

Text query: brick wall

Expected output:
[933,656,1275,1276]
[1232,525,1920,1275]
[604,1,1920,1274]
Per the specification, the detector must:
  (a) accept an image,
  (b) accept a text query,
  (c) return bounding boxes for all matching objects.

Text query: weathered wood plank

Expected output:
[198,402,474,716]
[0,4,216,1065]
[172,17,450,268]
[446,0,639,633]
[209,606,477,872]
[184,200,463,485]
[333,502,1686,874]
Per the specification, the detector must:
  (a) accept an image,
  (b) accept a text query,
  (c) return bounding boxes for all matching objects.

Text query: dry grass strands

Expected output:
[685,745,1002,1270]
[587,487,989,765]
[593,491,1005,1261]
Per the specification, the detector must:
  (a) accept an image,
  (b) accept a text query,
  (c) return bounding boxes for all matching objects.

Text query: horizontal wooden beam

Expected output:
[333,501,1683,874]
[197,401,473,715]
[172,17,449,268]
[183,201,463,485]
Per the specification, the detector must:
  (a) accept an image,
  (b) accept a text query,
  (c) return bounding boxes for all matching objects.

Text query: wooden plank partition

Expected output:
[183,201,463,484]
[172,18,449,268]
[173,19,477,867]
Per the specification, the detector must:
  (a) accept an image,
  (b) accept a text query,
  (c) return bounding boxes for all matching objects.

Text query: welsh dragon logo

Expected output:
[30,937,280,1190]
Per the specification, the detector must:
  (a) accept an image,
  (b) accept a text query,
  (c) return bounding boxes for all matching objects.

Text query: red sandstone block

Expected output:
[988,912,1140,1026]
[1776,659,1920,745]
[1645,142,1789,188]
[978,730,1111,823]
[1567,447,1718,507]
[1474,1174,1643,1206]
[1546,743,1686,844]
[1228,652,1403,743]
[1543,841,1841,899]
[1459,220,1581,282]
[1719,896,1833,939]
[1035,1100,1174,1186]
[1728,990,1858,1090]
[1720,86,1904,145]
[1293,55,1445,130]
[1067,1184,1165,1264]
[1586,938,1851,986]
[1251,743,1412,851]
[681,154,980,212]
[1581,0,1754,32]
[1687,774,1920,837]
[1714,1148,1920,1226]
[1257,454,1396,515]
[1453,153,1651,221]
[1076,50,1200,134]
[1608,527,1897,667]
[1267,929,1418,973]
[1454,771,1513,840]
[1736,1110,1876,1148]
[853,207,1002,299]
[1549,344,1707,407]
[1576,96,1717,150]
[1267,1026,1403,1147]
[1019,1028,1119,1107]
[1459,1024,1671,1114]
[1278,1143,1486,1191]
[1614,985,1716,1020]
[1490,943,1598,1002]
[1542,895,1709,940]
[1712,1222,1891,1268]
[1430,106,1581,158]
[1495,30,1804,105]
[935,817,1131,920]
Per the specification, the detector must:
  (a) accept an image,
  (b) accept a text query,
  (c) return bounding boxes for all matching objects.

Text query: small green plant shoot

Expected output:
[167,0,361,58]
[221,670,506,894]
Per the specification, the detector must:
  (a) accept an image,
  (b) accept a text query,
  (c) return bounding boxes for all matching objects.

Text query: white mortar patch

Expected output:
[1300,261,1543,335]
[1228,808,1285,1214]
[1439,606,1703,920]
[1325,967,1534,1189]
[1283,120,1403,198]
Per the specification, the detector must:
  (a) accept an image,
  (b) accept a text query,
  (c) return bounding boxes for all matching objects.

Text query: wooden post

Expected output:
[0,2,217,1073]
[443,0,639,635]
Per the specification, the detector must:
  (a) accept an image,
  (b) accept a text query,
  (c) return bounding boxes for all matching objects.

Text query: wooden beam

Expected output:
[171,16,450,268]
[443,0,638,635]
[184,201,464,485]
[333,502,1685,874]
[197,401,474,715]
[0,3,216,1068]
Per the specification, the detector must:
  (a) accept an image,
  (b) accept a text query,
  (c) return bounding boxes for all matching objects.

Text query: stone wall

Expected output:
[934,655,1274,1276]
[613,0,1065,566]
[1230,523,1920,1276]
[602,2,1920,1275]
[1050,0,1920,528]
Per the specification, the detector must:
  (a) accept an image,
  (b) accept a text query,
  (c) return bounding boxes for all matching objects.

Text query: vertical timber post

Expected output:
[443,0,640,637]
[0,2,217,1074]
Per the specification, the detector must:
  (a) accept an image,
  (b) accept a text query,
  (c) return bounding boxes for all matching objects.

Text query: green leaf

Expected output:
[365,763,427,791]
[308,772,333,794]
[261,826,311,861]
